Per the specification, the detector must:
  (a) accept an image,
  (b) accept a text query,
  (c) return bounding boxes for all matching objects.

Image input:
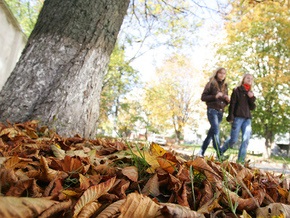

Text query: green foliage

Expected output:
[216,0,290,145]
[98,43,142,136]
[5,0,43,36]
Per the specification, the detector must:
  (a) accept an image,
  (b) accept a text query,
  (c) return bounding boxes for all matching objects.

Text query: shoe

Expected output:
[196,150,203,157]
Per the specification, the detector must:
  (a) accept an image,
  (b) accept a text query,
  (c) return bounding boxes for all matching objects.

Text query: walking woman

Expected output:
[220,73,256,164]
[198,67,230,158]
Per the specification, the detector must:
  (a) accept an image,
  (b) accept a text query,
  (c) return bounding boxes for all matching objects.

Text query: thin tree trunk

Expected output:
[0,0,130,138]
[263,129,274,158]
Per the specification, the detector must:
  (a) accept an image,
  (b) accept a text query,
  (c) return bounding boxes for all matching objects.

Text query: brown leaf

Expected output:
[160,202,205,218]
[39,156,68,182]
[0,127,19,139]
[187,157,222,184]
[6,178,34,197]
[256,203,290,217]
[197,190,222,214]
[122,166,138,182]
[198,180,214,209]
[0,196,57,218]
[157,157,176,174]
[79,174,91,190]
[119,192,161,218]
[73,177,116,217]
[30,179,43,198]
[39,199,72,218]
[0,167,18,185]
[62,155,84,175]
[77,201,102,218]
[142,173,160,197]
[25,128,39,139]
[111,179,130,199]
[176,165,190,182]
[97,199,126,218]
[176,183,190,207]
[222,186,265,211]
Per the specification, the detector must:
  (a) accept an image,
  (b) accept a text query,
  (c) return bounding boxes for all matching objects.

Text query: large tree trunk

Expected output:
[0,0,130,138]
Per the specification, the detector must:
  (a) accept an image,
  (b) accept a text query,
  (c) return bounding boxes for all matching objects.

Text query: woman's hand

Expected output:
[216,92,223,99]
[224,95,230,103]
[248,91,254,98]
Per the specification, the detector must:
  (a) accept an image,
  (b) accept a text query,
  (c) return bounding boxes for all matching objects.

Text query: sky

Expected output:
[126,0,229,83]
[120,0,231,141]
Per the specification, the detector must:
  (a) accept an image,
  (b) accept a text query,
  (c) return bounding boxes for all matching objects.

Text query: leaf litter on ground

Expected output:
[0,120,289,218]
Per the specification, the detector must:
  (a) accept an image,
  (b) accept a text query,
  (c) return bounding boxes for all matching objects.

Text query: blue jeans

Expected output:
[201,108,223,156]
[221,117,252,163]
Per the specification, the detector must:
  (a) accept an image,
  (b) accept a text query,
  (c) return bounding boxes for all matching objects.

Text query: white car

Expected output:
[148,134,167,145]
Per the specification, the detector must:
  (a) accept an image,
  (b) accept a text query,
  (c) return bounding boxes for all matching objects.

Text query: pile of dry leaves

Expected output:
[0,120,289,218]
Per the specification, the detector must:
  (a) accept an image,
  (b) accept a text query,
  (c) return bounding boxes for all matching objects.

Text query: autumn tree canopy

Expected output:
[0,0,225,138]
[143,54,204,142]
[216,0,290,154]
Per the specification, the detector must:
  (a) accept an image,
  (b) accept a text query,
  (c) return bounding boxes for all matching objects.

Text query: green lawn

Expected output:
[180,144,290,164]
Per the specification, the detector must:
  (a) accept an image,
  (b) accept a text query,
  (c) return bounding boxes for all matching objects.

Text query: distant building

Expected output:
[0,0,27,90]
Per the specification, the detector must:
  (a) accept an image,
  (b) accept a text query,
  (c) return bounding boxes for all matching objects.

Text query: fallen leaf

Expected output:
[122,166,138,182]
[256,203,290,217]
[0,196,57,218]
[73,177,116,217]
[119,192,161,218]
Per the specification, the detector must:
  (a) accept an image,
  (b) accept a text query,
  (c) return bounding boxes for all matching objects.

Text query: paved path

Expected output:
[166,146,290,176]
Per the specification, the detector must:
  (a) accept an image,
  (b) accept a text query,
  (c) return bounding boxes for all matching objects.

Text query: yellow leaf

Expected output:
[149,143,166,156]
[62,190,79,197]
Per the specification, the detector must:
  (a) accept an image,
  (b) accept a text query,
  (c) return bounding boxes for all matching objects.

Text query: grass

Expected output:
[179,144,290,164]
[269,155,290,163]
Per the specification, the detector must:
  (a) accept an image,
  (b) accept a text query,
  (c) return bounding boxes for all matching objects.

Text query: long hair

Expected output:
[209,67,227,92]
[240,73,254,90]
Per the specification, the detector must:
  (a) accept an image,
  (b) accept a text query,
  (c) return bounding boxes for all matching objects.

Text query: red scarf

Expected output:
[243,84,251,91]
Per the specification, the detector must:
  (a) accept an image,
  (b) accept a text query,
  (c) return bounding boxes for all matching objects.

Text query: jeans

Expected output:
[220,117,252,163]
[201,108,223,156]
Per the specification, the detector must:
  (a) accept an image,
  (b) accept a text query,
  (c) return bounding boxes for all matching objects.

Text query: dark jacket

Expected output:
[201,81,229,112]
[227,85,256,122]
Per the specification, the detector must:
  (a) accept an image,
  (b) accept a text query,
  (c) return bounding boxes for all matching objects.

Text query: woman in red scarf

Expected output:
[220,74,256,164]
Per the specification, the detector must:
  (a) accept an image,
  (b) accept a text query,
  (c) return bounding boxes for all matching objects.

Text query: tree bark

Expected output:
[263,129,274,158]
[0,0,130,138]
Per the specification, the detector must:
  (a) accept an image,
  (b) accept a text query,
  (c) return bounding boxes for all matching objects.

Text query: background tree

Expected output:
[5,0,43,36]
[143,54,204,143]
[98,43,141,136]
[216,0,290,156]
[0,0,229,138]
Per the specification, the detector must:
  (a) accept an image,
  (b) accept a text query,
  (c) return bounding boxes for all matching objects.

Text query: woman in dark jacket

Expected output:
[198,67,230,158]
[220,73,256,163]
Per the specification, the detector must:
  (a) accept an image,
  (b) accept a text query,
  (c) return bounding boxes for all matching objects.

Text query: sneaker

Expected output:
[196,149,203,157]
